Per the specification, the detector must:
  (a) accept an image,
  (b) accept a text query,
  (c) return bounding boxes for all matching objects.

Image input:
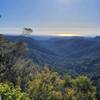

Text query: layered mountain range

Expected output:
[4,35,100,98]
[4,35,100,74]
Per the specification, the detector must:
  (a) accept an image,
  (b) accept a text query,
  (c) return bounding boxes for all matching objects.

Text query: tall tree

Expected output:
[22,28,33,36]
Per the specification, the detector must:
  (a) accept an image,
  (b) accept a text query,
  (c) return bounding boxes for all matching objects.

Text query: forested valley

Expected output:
[0,34,99,100]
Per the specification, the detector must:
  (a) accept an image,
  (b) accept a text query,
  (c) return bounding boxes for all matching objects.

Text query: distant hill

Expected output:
[4,35,100,72]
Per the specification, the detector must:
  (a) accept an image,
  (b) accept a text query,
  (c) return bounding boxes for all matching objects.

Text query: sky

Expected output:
[0,0,100,36]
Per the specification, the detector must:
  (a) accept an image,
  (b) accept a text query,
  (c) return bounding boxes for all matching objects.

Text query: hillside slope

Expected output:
[4,35,100,99]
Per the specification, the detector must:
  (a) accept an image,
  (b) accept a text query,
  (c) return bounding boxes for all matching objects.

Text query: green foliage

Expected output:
[28,67,97,100]
[72,76,96,100]
[0,38,36,91]
[0,82,29,100]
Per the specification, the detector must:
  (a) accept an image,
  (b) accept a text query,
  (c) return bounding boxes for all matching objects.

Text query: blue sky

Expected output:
[0,0,100,36]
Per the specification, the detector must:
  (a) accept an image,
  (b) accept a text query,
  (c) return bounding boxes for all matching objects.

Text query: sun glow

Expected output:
[57,33,77,36]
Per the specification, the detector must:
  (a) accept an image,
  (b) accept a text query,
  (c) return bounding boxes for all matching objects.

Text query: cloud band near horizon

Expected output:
[0,27,100,36]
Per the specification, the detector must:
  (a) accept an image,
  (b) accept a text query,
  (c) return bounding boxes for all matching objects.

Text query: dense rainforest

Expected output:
[0,34,99,100]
